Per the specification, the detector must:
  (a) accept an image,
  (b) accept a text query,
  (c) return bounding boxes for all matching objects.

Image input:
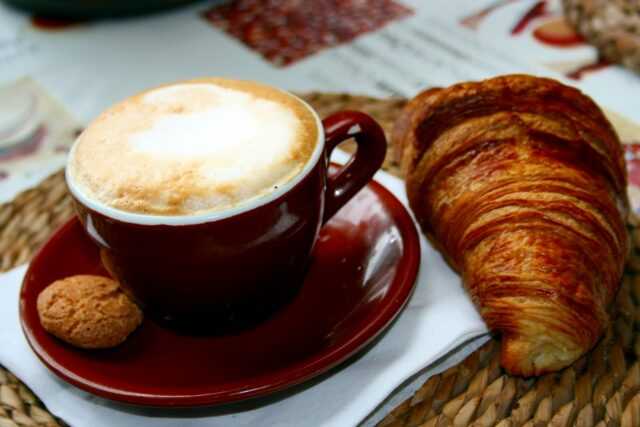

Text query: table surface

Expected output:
[3,2,640,426]
[2,92,640,427]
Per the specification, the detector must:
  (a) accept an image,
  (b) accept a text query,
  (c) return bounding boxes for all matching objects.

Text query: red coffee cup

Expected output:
[66,102,387,331]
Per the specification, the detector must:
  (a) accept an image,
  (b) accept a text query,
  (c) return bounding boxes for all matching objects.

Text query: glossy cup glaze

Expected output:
[66,103,387,329]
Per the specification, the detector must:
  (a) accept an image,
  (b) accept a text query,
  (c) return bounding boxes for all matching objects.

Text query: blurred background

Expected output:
[1,0,640,202]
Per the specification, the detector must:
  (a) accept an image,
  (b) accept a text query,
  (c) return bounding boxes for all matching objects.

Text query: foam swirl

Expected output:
[68,78,318,216]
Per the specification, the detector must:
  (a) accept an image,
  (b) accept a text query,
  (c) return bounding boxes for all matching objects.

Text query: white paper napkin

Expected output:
[0,155,489,427]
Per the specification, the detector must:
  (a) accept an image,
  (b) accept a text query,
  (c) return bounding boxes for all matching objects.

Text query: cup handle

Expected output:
[322,111,387,224]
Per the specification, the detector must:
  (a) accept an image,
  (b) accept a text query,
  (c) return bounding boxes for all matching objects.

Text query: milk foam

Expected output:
[68,79,318,216]
[131,86,299,180]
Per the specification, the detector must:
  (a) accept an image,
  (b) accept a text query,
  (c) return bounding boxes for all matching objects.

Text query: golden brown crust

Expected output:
[391,87,442,166]
[37,275,143,349]
[394,75,630,376]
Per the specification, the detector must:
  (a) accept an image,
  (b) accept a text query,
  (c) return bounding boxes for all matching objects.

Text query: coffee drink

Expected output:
[67,80,387,325]
[67,78,319,216]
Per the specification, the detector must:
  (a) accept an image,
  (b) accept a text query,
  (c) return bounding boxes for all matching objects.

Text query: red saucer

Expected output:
[19,179,420,407]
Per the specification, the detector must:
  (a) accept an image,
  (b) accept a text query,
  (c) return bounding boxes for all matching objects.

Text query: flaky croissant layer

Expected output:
[394,75,629,376]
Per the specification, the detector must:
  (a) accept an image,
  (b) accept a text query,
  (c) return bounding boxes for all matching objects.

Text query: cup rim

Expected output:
[65,91,325,226]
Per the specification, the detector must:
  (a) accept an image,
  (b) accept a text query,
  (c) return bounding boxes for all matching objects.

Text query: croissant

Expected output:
[394,75,630,376]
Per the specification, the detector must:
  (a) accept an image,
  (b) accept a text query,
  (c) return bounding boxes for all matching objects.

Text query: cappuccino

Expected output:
[68,78,319,216]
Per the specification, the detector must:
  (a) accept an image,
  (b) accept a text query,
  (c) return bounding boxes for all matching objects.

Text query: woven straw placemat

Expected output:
[2,93,640,427]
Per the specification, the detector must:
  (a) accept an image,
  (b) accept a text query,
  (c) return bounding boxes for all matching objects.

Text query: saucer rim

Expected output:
[19,177,421,407]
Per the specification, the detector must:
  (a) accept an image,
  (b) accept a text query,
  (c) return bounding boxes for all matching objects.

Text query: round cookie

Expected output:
[37,275,142,349]
[563,0,640,73]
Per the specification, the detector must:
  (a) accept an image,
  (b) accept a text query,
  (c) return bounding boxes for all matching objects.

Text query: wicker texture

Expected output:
[0,93,639,426]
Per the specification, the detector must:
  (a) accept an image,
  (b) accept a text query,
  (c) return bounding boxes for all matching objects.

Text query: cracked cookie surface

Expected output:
[37,275,143,349]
